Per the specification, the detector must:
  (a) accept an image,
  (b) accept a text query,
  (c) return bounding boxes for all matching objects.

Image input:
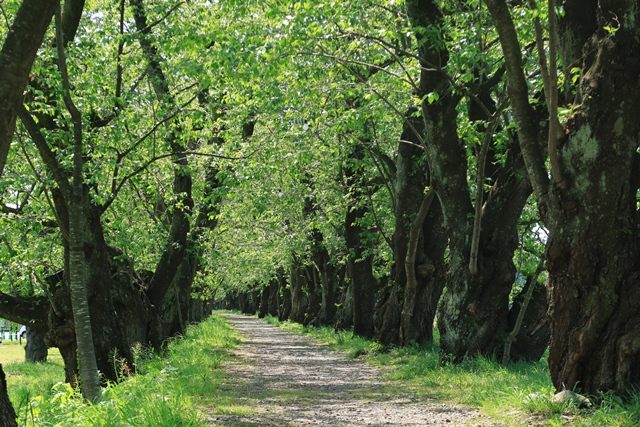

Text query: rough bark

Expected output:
[407,0,534,361]
[487,0,640,393]
[0,0,57,178]
[393,114,447,346]
[25,328,48,363]
[267,278,279,317]
[546,4,640,392]
[313,233,338,326]
[400,191,445,345]
[335,271,353,330]
[303,263,322,326]
[0,293,48,330]
[0,365,17,427]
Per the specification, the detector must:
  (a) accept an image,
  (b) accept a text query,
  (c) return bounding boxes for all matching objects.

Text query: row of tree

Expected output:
[218,0,640,396]
[0,0,638,412]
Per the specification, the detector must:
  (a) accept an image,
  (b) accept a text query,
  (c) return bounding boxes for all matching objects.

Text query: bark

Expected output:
[406,0,534,361]
[437,139,532,361]
[289,259,308,323]
[278,273,291,321]
[303,263,321,325]
[25,328,48,363]
[0,0,57,178]
[313,232,338,326]
[546,5,640,392]
[258,286,270,318]
[392,114,447,346]
[506,275,549,362]
[487,0,640,393]
[55,8,100,401]
[484,0,550,215]
[131,0,193,309]
[0,365,17,427]
[0,293,48,330]
[400,191,444,345]
[335,270,353,330]
[267,279,279,317]
[344,143,376,338]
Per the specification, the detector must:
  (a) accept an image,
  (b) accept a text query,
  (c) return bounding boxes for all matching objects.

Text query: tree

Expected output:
[54,5,100,400]
[404,0,539,361]
[485,0,640,393]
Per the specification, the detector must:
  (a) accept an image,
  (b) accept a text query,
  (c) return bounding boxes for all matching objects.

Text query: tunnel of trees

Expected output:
[0,0,639,416]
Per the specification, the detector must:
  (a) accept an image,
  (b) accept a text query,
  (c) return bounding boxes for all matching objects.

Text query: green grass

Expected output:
[264,316,640,426]
[2,341,66,420]
[5,314,246,426]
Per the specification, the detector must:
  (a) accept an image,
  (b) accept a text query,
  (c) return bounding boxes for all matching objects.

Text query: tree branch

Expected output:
[17,106,73,199]
[484,0,550,219]
[0,0,58,178]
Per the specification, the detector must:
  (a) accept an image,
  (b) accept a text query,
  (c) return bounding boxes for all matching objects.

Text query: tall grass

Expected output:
[7,314,242,427]
[265,316,640,426]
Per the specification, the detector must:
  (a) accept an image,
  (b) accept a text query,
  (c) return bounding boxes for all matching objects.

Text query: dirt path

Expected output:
[208,314,492,426]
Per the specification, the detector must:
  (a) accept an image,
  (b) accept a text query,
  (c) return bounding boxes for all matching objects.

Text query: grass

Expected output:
[2,341,66,419]
[4,314,247,426]
[264,315,640,426]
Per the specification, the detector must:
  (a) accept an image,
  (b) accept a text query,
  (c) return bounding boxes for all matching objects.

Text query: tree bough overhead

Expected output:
[0,0,639,406]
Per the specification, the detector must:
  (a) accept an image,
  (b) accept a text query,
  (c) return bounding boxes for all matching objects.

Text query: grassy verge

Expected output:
[5,314,246,426]
[264,316,640,426]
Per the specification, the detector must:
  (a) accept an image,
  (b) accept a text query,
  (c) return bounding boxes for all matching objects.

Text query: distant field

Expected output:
[0,341,63,365]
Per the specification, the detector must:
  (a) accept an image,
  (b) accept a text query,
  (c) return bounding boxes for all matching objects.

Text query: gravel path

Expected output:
[208,313,492,426]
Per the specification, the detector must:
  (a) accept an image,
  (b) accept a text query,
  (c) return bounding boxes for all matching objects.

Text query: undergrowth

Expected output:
[7,314,241,427]
[264,315,640,426]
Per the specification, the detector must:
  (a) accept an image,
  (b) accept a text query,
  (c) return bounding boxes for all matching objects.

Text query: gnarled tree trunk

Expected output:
[486,0,640,393]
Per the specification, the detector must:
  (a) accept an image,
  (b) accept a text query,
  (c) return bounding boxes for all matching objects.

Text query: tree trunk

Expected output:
[344,143,376,338]
[267,279,279,317]
[278,275,291,321]
[0,365,17,427]
[25,328,47,362]
[289,260,308,323]
[258,286,270,318]
[335,271,353,330]
[487,0,640,393]
[56,7,100,400]
[506,277,549,362]
[392,113,447,345]
[437,143,531,361]
[313,235,338,326]
[400,191,446,345]
[404,0,536,361]
[303,265,321,325]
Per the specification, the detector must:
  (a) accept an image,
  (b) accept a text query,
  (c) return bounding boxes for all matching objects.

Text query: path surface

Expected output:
[208,314,492,426]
